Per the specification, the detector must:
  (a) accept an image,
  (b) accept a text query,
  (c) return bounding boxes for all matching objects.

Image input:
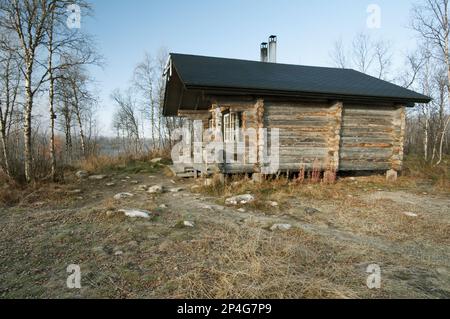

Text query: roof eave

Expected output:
[184,84,432,105]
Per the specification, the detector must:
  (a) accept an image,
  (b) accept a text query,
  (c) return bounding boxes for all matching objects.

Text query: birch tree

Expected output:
[412,0,450,164]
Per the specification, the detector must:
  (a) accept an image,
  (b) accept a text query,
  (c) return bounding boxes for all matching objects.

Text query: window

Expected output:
[223,113,240,142]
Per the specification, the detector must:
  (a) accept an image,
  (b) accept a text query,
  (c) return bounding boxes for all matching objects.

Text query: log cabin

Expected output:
[163,36,431,180]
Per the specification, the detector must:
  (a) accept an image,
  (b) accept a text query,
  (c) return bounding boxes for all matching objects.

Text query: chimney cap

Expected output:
[269,35,277,42]
[261,42,268,48]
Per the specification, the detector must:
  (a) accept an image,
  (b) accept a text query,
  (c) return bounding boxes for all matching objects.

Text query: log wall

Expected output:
[182,98,407,174]
[339,104,401,171]
[264,101,339,171]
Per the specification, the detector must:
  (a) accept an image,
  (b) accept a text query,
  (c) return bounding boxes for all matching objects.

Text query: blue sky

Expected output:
[84,0,420,135]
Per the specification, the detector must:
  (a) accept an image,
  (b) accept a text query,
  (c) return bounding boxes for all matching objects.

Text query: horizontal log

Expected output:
[339,161,391,171]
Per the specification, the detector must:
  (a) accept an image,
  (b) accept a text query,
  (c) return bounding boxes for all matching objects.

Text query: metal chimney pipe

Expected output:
[260,42,268,62]
[268,35,277,63]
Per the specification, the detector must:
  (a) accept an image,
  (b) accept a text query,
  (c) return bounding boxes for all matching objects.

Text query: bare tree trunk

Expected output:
[0,126,10,176]
[75,106,86,158]
[424,118,429,161]
[437,117,450,165]
[48,14,57,181]
[24,66,33,183]
[72,83,87,158]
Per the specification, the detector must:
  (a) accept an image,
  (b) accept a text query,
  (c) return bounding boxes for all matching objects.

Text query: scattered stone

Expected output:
[148,185,164,194]
[130,180,139,185]
[386,169,398,182]
[89,175,107,180]
[252,173,263,183]
[191,185,201,191]
[159,204,168,209]
[403,212,418,217]
[268,201,279,207]
[225,194,255,205]
[151,158,163,163]
[68,189,82,195]
[106,182,116,187]
[175,220,195,228]
[201,205,213,210]
[113,192,134,200]
[169,187,184,193]
[119,209,151,219]
[75,196,84,200]
[114,251,123,256]
[270,224,292,232]
[75,170,89,179]
[136,184,148,191]
[305,207,320,215]
[183,221,195,228]
[237,208,246,213]
[105,210,115,217]
[204,178,213,187]
[170,180,176,184]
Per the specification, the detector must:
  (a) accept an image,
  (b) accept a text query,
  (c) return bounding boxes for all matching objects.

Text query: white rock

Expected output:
[159,204,168,209]
[119,209,151,219]
[237,208,246,213]
[113,192,134,200]
[268,201,279,207]
[75,170,89,179]
[225,194,255,205]
[136,184,148,191]
[105,210,115,217]
[183,221,195,228]
[403,212,418,217]
[88,175,107,180]
[169,187,184,193]
[151,158,163,163]
[68,189,82,194]
[270,224,292,232]
[114,251,123,256]
[204,179,213,187]
[148,185,164,194]
[106,182,116,187]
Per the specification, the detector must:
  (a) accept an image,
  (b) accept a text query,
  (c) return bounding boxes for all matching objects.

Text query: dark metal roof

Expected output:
[163,53,431,116]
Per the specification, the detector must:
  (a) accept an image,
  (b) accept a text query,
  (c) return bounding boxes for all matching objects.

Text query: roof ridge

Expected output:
[170,52,355,72]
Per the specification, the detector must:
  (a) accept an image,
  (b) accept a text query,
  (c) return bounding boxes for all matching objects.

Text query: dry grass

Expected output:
[195,161,450,246]
[403,156,450,192]
[1,154,449,299]
[161,222,373,299]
